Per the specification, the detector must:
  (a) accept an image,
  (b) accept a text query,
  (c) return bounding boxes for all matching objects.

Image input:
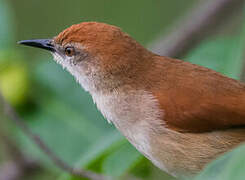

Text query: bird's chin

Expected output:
[52,52,71,69]
[52,52,63,65]
[51,52,91,92]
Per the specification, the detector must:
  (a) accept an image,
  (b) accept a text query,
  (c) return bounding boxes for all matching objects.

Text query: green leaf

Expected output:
[17,108,92,166]
[16,96,115,168]
[102,141,143,177]
[0,0,14,49]
[39,98,103,140]
[185,36,244,80]
[74,131,124,169]
[195,145,245,180]
[185,17,245,80]
[59,131,124,180]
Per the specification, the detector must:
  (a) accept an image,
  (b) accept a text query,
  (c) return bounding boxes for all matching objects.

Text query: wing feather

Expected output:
[150,56,245,132]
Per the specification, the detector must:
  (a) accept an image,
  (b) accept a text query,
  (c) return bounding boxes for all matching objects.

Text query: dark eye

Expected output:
[65,47,75,57]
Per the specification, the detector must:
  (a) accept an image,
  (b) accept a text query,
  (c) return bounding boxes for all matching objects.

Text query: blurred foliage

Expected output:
[0,0,14,48]
[0,0,28,106]
[1,0,245,180]
[195,145,245,180]
[0,51,29,106]
[185,35,245,80]
[11,0,196,48]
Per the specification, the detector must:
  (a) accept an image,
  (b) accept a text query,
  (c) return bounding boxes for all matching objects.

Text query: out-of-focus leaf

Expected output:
[0,0,14,48]
[74,131,123,168]
[185,15,245,80]
[0,51,29,106]
[185,11,245,80]
[185,36,244,80]
[195,145,245,180]
[129,158,177,180]
[59,131,124,180]
[40,98,103,140]
[17,109,90,166]
[0,64,28,105]
[102,141,143,177]
[16,96,115,168]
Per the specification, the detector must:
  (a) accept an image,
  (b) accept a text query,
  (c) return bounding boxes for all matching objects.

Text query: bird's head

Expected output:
[19,22,153,92]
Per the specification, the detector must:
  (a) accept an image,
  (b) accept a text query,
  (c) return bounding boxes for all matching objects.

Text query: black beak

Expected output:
[18,39,55,52]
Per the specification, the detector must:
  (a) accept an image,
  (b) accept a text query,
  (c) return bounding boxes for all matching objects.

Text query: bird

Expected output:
[19,22,245,178]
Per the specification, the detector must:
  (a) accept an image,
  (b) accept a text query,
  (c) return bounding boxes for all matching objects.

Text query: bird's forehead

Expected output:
[54,22,121,46]
[54,23,83,45]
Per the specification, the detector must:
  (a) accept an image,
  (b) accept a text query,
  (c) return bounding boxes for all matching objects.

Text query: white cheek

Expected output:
[52,53,94,92]
[52,53,71,70]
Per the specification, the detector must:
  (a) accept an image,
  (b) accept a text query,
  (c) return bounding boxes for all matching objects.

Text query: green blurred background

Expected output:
[1,0,245,180]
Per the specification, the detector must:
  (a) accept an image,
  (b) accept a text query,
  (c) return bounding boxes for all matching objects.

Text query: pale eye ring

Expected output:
[65,46,75,57]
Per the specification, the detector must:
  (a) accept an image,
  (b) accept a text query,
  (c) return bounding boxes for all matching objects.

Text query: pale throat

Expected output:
[52,52,168,173]
[52,52,98,92]
[52,51,165,136]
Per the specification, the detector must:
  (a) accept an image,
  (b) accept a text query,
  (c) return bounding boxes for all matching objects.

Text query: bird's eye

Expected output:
[65,47,75,57]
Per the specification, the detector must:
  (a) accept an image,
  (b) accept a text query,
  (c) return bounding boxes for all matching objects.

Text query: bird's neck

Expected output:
[88,58,156,94]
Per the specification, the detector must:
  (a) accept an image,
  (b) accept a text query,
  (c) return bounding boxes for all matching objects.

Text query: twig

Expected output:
[0,109,40,180]
[0,92,109,180]
[0,161,22,180]
[148,0,245,58]
[0,134,39,180]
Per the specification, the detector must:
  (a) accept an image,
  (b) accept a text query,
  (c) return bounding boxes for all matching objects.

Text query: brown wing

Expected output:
[150,56,245,133]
